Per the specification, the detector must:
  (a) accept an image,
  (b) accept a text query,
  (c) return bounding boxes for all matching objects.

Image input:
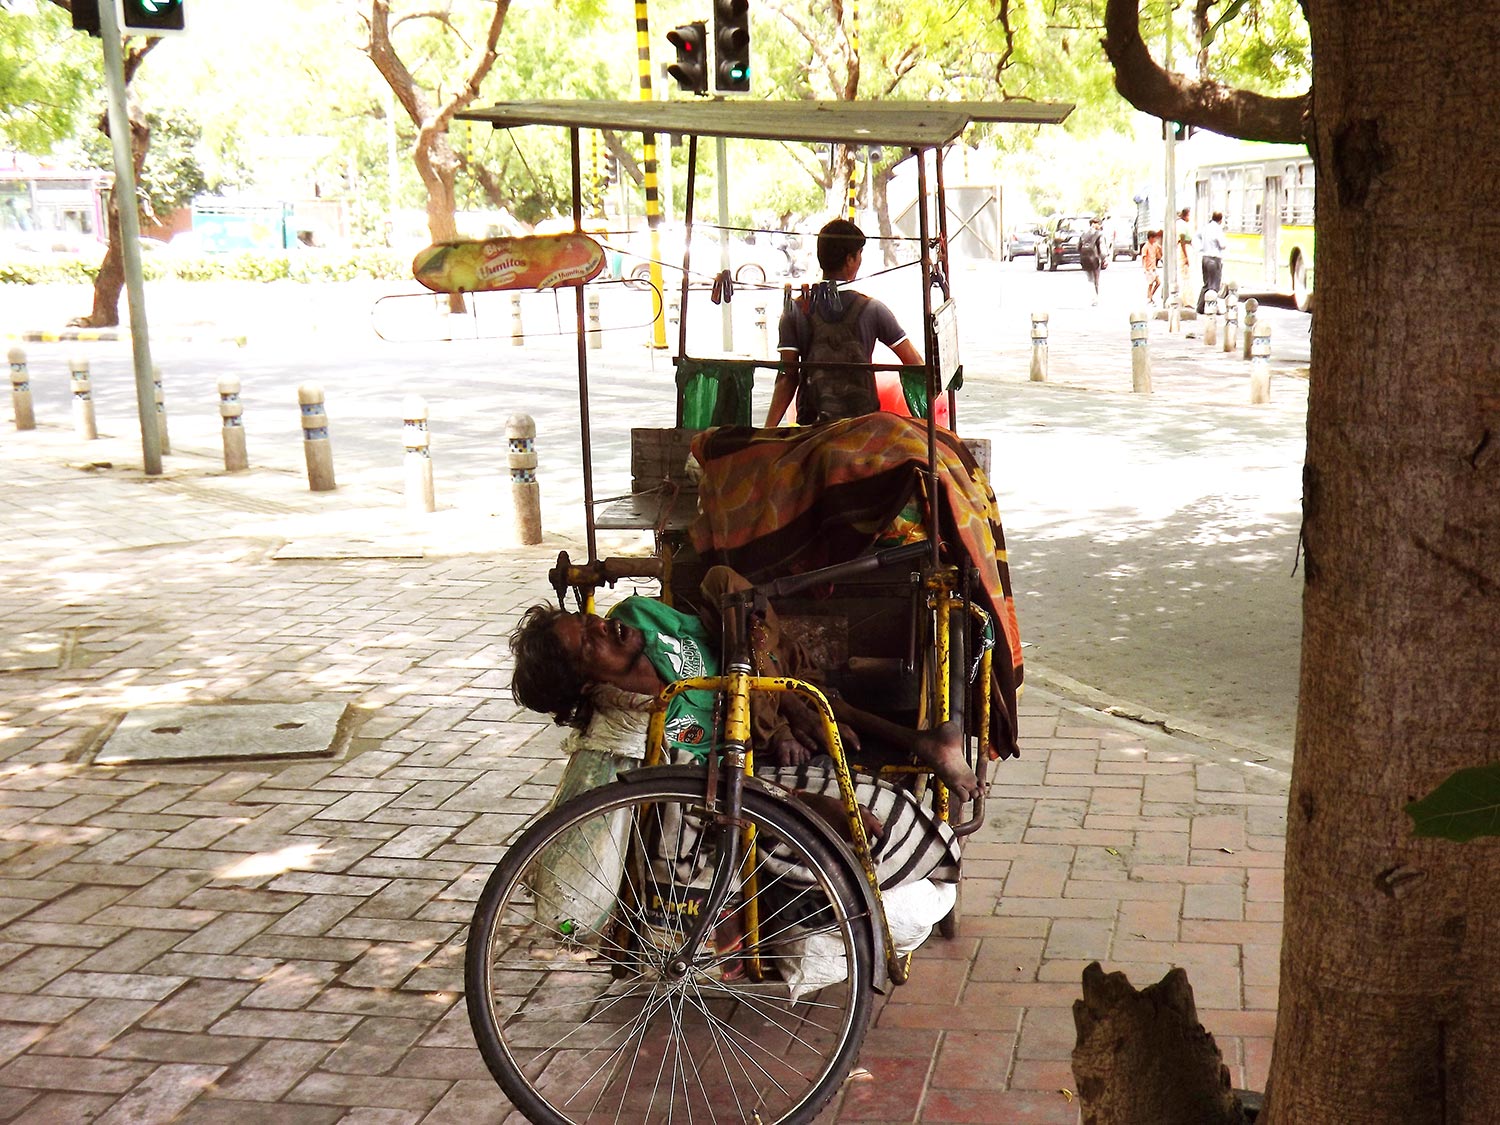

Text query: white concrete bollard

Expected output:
[403,395,436,514]
[1167,291,1181,334]
[586,291,603,350]
[152,363,170,455]
[667,293,681,339]
[1203,290,1219,349]
[510,294,524,347]
[1242,298,1258,361]
[754,304,769,357]
[218,377,248,472]
[1130,311,1152,394]
[1222,292,1239,354]
[8,346,35,431]
[1249,321,1273,404]
[506,413,542,545]
[69,356,97,440]
[298,383,337,491]
[1029,312,1050,383]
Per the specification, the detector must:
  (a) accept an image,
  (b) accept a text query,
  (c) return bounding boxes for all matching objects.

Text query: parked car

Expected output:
[1002,226,1043,260]
[1105,214,1139,260]
[1036,214,1112,271]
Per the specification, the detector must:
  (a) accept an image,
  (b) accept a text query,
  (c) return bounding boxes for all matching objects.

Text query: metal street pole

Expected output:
[716,134,732,351]
[97,0,162,475]
[1162,5,1178,307]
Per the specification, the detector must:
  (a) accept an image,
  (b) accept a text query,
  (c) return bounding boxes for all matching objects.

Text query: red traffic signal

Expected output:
[666,22,708,95]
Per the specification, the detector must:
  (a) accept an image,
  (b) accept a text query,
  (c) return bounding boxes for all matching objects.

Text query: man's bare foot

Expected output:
[914,720,979,802]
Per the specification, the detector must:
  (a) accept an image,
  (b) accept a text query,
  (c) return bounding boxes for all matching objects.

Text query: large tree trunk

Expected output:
[76,107,150,329]
[415,130,464,313]
[1267,4,1500,1121]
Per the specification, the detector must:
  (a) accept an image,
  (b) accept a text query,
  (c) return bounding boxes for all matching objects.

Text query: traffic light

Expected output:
[666,22,708,95]
[120,0,186,36]
[72,0,102,36]
[71,0,185,38]
[1167,120,1196,141]
[712,0,750,94]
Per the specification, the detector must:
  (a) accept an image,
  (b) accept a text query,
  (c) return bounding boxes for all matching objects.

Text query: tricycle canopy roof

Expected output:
[457,98,1073,148]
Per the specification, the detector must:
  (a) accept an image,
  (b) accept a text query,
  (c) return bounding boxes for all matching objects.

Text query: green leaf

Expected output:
[1405,764,1500,842]
[1202,0,1250,49]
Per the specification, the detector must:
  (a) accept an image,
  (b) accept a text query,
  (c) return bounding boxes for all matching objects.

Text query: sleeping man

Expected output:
[509,565,980,804]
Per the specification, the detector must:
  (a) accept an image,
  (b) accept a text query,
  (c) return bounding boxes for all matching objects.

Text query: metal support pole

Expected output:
[1130,311,1152,394]
[96,0,162,475]
[716,134,733,352]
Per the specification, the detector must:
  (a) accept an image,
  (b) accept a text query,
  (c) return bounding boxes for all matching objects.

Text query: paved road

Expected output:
[5,260,1311,759]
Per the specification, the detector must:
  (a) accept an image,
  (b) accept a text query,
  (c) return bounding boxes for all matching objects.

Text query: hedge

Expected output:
[0,248,413,287]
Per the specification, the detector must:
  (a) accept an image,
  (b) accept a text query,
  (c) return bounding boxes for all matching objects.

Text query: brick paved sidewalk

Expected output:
[0,434,1286,1123]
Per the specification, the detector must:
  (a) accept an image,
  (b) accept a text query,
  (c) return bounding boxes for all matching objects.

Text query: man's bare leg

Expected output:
[831,701,979,802]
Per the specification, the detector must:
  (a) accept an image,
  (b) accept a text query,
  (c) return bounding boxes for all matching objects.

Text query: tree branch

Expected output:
[1102,0,1309,145]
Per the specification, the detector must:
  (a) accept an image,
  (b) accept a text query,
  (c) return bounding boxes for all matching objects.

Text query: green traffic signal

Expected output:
[120,0,186,35]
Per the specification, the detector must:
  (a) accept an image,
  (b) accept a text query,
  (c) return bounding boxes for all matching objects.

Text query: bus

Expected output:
[0,159,112,254]
[1189,142,1315,311]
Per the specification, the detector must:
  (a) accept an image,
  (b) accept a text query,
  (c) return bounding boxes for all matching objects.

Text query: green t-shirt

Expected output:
[608,597,720,758]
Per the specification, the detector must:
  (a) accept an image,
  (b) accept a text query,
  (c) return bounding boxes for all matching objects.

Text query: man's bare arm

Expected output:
[765,351,800,426]
[892,338,923,367]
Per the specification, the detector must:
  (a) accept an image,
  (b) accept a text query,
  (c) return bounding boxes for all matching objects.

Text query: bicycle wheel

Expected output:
[466,775,875,1125]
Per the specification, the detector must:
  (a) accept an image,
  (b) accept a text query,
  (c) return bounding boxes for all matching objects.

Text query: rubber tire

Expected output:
[735,262,767,285]
[1291,253,1311,312]
[466,776,875,1125]
[624,263,653,291]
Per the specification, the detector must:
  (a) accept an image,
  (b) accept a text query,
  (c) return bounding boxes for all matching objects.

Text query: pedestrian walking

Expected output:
[1079,217,1106,305]
[1196,210,1228,313]
[1141,229,1164,306]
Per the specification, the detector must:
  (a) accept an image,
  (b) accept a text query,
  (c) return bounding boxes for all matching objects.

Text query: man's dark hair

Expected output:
[1211,210,1224,223]
[510,604,591,727]
[816,219,866,274]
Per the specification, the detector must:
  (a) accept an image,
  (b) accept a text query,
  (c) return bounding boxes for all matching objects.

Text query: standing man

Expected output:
[1078,217,1106,305]
[1196,210,1228,313]
[765,219,924,426]
[1175,207,1193,306]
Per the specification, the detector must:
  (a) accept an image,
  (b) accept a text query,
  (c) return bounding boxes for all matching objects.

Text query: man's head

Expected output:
[1178,207,1190,222]
[1211,210,1224,224]
[816,219,866,277]
[509,605,650,725]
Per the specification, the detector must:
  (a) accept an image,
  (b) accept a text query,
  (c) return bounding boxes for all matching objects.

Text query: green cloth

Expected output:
[608,597,720,758]
[676,358,758,428]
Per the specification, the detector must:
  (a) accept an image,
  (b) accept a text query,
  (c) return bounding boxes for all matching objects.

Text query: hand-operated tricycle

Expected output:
[428,97,1069,1124]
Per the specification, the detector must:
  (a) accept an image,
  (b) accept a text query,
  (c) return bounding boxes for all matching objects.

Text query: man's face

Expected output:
[552,612,647,685]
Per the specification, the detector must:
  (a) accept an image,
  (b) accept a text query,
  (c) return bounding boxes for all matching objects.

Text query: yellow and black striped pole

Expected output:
[846,0,861,220]
[636,0,668,348]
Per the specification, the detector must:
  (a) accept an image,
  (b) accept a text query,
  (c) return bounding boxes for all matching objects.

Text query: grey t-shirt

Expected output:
[776,289,909,359]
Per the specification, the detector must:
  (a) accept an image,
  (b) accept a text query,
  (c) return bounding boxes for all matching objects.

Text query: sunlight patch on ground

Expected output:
[220,842,328,880]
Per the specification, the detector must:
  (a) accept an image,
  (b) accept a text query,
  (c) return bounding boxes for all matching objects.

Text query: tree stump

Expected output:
[1072,961,1250,1125]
